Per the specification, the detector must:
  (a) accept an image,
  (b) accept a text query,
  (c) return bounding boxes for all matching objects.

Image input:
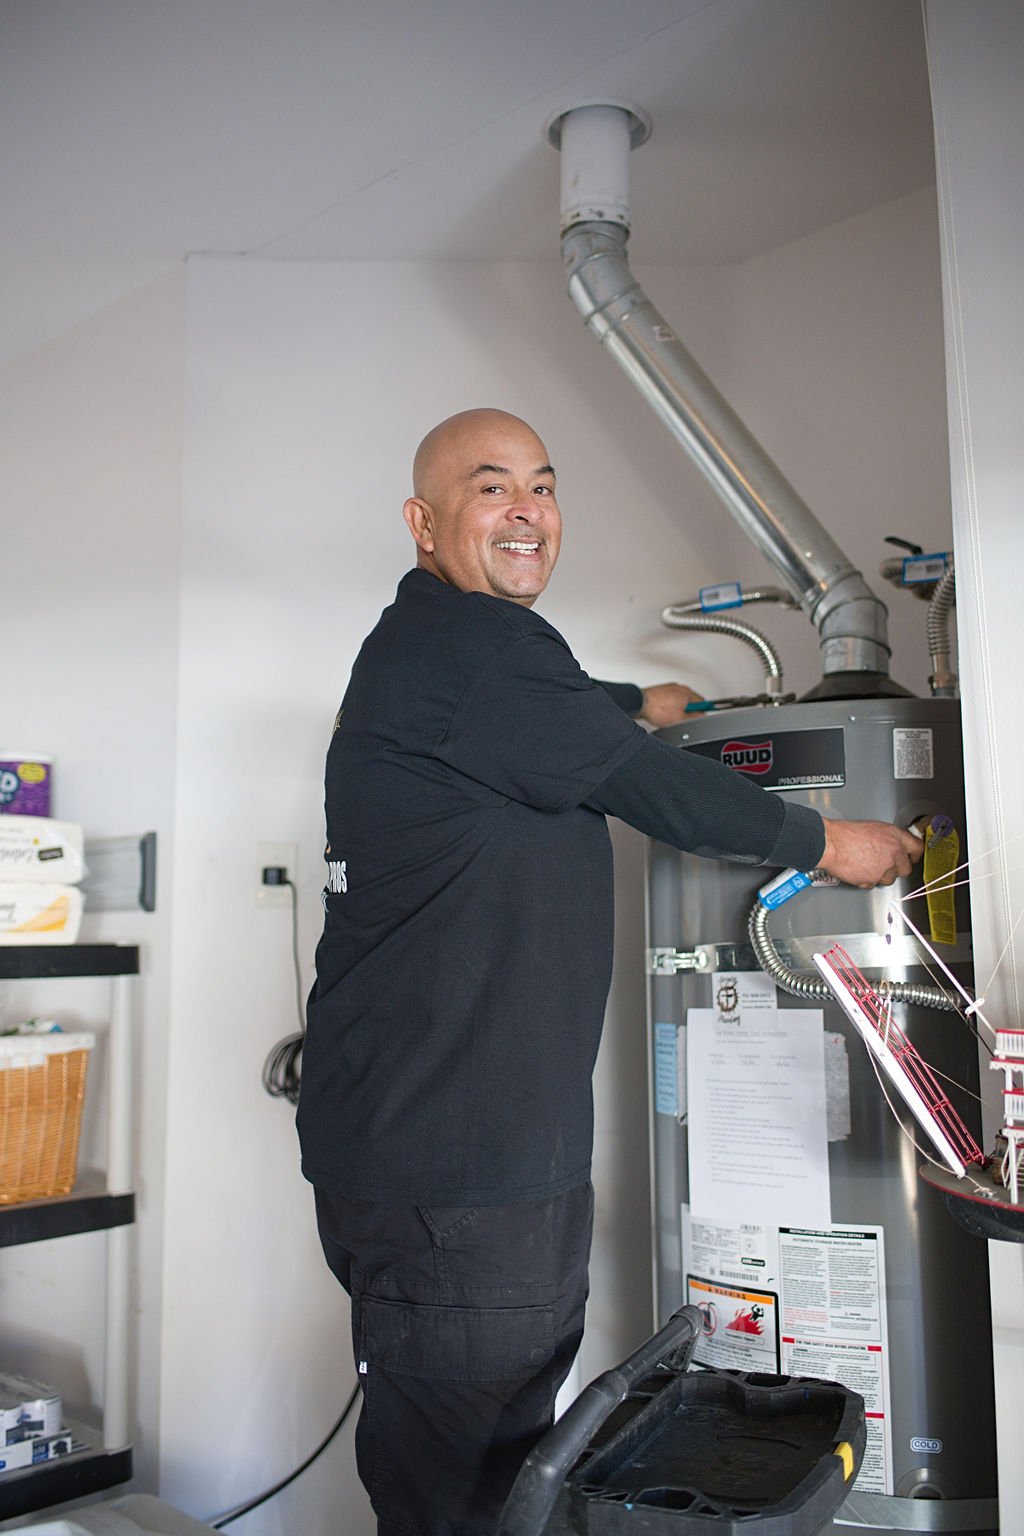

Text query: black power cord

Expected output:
[227,868,359,1527]
[261,874,305,1104]
[208,1381,362,1528]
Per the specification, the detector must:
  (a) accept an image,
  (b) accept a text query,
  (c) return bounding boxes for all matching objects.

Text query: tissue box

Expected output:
[0,755,51,817]
[0,884,83,945]
[0,817,84,885]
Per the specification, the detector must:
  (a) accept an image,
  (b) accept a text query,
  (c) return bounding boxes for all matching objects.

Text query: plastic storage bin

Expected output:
[0,1033,94,1202]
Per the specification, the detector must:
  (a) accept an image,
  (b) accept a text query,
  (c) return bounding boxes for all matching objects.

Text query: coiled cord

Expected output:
[223,875,362,1530]
[261,878,305,1104]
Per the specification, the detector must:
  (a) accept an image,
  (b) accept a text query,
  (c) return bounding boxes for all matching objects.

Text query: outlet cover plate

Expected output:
[256,841,297,907]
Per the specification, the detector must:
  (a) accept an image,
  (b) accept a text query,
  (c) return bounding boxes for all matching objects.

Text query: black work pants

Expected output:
[314,1181,594,1536]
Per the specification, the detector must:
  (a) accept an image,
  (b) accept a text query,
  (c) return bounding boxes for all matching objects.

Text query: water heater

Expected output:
[548,100,1001,1535]
[647,696,997,1533]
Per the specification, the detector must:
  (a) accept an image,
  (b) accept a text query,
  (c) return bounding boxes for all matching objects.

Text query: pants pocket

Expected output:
[361,1293,554,1381]
[358,1295,562,1533]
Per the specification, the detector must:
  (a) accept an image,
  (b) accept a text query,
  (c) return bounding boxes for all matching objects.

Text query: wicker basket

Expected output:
[0,1033,95,1203]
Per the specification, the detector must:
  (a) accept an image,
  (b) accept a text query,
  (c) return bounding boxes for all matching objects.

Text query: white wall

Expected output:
[0,267,184,1497]
[731,186,953,699]
[0,179,957,1534]
[160,192,952,1531]
[926,0,1024,1515]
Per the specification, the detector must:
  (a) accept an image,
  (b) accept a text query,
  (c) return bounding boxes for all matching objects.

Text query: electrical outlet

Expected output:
[256,841,298,907]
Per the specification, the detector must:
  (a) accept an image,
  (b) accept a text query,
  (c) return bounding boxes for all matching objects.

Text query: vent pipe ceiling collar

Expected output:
[545,101,650,233]
[548,102,893,684]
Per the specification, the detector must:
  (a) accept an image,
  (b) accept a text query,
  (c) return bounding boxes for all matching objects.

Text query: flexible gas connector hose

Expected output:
[747,899,961,1010]
[661,588,796,691]
[926,565,957,697]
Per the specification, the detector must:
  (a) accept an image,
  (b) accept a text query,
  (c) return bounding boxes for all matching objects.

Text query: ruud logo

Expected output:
[722,739,773,775]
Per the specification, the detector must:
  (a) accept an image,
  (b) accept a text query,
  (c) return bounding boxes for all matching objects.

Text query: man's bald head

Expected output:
[403,409,561,607]
[412,409,541,503]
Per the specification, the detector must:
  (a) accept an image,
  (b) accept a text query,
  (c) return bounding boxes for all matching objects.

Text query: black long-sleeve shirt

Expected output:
[299,570,822,1205]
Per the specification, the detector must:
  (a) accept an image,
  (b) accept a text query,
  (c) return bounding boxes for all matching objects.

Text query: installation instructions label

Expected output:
[682,1214,893,1494]
[778,1225,892,1495]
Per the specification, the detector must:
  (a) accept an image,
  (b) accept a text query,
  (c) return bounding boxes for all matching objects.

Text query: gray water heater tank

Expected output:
[647,696,997,1534]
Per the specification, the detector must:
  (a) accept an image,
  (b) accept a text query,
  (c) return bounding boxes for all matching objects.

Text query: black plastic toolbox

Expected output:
[499,1306,865,1536]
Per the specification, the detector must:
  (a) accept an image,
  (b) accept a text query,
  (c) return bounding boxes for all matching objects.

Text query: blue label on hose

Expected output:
[758,868,813,908]
[699,581,743,611]
[902,552,949,584]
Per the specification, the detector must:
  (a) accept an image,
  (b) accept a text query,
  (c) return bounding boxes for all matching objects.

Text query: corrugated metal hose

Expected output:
[747,899,962,1009]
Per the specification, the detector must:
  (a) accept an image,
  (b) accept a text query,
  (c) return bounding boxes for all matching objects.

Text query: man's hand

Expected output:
[637,682,703,728]
[818,819,924,889]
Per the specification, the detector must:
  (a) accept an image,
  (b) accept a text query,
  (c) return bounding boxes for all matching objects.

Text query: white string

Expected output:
[899,859,1024,904]
[864,1045,951,1174]
[897,820,1023,1022]
[918,1051,985,1105]
[864,1042,992,1187]
[883,938,962,1020]
[980,897,1024,1003]
[888,904,992,1036]
[895,826,1024,902]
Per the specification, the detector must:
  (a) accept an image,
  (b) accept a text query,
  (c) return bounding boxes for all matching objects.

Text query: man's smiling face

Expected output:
[403,410,562,606]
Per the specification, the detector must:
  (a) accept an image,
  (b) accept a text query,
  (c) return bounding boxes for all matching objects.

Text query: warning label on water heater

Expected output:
[893,727,934,780]
[687,1275,781,1373]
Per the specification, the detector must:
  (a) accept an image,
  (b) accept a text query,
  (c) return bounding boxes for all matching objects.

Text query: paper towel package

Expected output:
[0,1371,63,1444]
[0,755,51,817]
[0,883,83,944]
[0,1427,74,1472]
[0,817,84,885]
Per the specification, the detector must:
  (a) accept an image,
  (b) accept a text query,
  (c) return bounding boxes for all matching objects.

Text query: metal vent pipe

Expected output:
[547,102,893,684]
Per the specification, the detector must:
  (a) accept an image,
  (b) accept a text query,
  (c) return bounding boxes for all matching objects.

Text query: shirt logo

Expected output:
[326,859,347,895]
[721,739,773,775]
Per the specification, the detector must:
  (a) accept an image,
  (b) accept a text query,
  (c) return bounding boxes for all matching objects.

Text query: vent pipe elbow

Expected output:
[549,103,892,683]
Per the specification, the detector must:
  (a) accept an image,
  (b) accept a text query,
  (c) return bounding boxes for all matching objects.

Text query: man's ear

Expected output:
[403,497,435,553]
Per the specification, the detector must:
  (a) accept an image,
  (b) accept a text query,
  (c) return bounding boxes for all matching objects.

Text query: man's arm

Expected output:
[636,682,704,726]
[584,734,823,868]
[818,818,923,887]
[593,679,702,725]
[585,734,923,887]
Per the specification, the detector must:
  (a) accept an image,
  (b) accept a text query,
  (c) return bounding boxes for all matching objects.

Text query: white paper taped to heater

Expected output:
[0,815,84,884]
[0,883,83,944]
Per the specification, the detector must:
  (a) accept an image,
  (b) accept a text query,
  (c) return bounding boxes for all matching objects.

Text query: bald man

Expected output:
[299,409,921,1536]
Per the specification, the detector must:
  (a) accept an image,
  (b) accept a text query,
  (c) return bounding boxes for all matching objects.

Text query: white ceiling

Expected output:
[0,0,936,369]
